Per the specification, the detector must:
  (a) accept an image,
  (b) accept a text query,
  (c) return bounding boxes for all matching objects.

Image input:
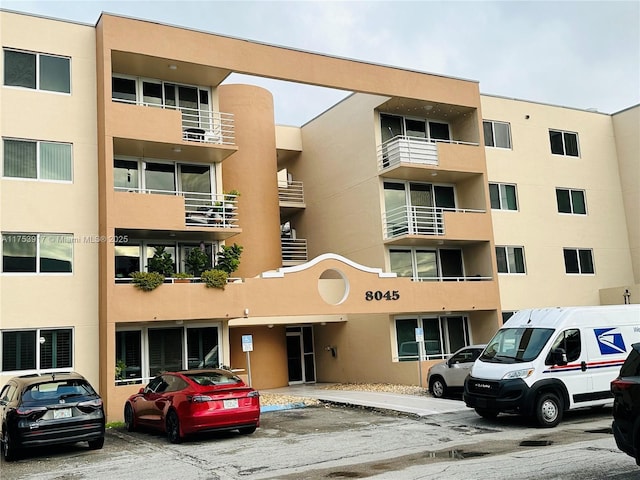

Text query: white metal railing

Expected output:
[281,238,308,265]
[114,276,243,285]
[383,205,485,239]
[278,180,305,204]
[114,187,239,229]
[377,135,479,170]
[112,98,235,145]
[410,275,493,282]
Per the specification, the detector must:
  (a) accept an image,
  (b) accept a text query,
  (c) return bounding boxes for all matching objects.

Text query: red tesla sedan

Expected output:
[124,369,260,443]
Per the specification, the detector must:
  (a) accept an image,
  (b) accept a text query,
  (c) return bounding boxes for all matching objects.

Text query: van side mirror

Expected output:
[551,348,568,366]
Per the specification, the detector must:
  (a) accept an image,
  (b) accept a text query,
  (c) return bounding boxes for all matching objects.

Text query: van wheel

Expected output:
[535,392,563,428]
[475,408,498,420]
[429,377,447,398]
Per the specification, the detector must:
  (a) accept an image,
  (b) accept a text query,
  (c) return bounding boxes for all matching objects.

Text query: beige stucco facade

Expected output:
[1,10,637,424]
[0,11,99,389]
[482,95,637,310]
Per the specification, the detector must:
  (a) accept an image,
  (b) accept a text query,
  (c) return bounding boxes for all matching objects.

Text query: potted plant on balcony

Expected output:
[147,246,174,278]
[215,243,243,275]
[171,272,193,283]
[185,246,211,278]
[223,189,240,224]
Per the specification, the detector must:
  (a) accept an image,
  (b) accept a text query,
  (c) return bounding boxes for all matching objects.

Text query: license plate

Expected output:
[223,399,239,409]
[53,408,72,419]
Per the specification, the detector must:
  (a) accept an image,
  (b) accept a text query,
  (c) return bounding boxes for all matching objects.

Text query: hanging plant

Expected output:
[130,271,164,291]
[201,269,228,289]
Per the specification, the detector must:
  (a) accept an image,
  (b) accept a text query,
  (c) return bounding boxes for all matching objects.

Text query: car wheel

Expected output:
[2,430,17,462]
[535,392,563,428]
[166,410,182,444]
[124,403,136,432]
[429,377,447,398]
[88,436,105,450]
[238,425,257,435]
[474,408,499,420]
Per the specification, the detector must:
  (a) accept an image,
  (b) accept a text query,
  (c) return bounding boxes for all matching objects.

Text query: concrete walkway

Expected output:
[261,384,468,417]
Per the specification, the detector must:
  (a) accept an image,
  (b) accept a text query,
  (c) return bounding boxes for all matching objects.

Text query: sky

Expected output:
[2,0,639,126]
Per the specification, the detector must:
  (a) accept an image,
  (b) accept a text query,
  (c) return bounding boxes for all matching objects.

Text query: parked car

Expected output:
[611,342,640,465]
[0,372,105,462]
[427,345,486,398]
[124,369,260,443]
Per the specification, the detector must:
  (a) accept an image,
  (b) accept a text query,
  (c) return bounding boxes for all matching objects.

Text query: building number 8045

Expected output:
[365,290,400,301]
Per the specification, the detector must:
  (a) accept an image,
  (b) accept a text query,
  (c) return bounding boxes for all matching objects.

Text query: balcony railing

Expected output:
[113,98,235,145]
[377,136,478,170]
[278,180,305,205]
[408,275,493,282]
[114,187,239,229]
[281,238,308,266]
[383,205,484,239]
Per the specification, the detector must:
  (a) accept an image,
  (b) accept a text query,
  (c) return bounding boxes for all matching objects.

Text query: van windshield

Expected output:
[480,328,554,363]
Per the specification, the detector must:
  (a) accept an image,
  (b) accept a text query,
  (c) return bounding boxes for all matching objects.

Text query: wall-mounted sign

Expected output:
[364,290,400,301]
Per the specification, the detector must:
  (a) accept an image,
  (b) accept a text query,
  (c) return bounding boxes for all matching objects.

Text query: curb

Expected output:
[261,402,308,413]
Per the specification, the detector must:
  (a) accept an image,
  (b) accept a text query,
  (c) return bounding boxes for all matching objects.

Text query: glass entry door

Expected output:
[286,326,316,384]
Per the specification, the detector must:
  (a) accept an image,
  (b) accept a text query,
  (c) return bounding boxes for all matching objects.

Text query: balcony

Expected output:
[281,238,308,266]
[377,136,483,182]
[113,188,240,239]
[383,205,489,242]
[109,101,237,163]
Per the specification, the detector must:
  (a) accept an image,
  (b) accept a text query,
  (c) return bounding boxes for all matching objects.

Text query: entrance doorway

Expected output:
[286,326,316,384]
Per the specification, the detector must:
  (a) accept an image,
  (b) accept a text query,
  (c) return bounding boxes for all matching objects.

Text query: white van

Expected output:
[463,305,640,427]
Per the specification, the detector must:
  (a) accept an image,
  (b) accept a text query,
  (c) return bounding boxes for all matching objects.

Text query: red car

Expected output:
[124,369,260,443]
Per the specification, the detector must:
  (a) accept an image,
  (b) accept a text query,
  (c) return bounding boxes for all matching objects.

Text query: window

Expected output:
[563,248,594,274]
[115,324,220,384]
[380,114,451,142]
[395,315,470,361]
[3,138,72,181]
[2,233,73,273]
[383,181,456,237]
[4,49,70,93]
[496,246,526,274]
[549,129,579,157]
[556,188,586,214]
[546,329,581,364]
[483,120,511,148]
[2,328,73,372]
[389,248,464,281]
[489,183,518,210]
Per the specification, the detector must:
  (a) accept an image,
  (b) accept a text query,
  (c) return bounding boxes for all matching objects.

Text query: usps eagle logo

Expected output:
[594,328,627,355]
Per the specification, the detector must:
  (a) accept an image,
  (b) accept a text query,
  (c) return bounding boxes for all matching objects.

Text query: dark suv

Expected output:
[611,343,640,465]
[0,372,105,461]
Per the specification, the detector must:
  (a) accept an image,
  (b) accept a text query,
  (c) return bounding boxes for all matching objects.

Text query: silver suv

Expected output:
[427,345,486,398]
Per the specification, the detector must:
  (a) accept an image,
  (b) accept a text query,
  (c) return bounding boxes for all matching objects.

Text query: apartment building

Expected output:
[1,10,637,422]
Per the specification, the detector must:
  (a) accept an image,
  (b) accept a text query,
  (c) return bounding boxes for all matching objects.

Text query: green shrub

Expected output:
[130,271,164,291]
[201,269,228,289]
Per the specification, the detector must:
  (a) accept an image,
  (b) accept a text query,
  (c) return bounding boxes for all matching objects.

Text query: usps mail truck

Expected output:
[463,305,640,427]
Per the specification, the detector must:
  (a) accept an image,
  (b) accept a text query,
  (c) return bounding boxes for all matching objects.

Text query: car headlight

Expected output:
[503,368,534,380]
